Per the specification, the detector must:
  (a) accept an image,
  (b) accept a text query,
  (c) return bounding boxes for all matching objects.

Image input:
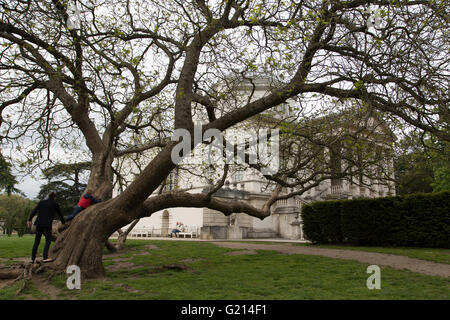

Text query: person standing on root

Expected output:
[27,192,66,263]
[65,189,102,221]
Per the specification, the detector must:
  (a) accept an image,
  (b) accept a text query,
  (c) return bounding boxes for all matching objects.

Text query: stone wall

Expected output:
[200,225,248,239]
[203,208,229,226]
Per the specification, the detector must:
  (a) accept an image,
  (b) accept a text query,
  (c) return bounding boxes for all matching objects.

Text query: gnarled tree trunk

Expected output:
[48,151,124,278]
[86,153,114,201]
[50,199,137,278]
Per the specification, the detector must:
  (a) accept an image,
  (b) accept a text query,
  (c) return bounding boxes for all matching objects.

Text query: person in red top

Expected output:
[65,189,102,221]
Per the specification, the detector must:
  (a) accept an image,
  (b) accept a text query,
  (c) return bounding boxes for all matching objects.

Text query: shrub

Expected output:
[392,192,450,247]
[301,192,450,248]
[341,197,399,246]
[302,200,342,244]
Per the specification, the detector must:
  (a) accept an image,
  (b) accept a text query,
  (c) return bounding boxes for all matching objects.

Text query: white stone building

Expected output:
[118,78,396,240]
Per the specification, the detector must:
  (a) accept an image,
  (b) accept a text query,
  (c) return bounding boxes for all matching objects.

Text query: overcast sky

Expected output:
[17,175,42,200]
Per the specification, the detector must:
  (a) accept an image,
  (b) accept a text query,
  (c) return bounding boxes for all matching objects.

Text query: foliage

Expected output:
[394,134,450,195]
[432,166,450,192]
[394,135,434,195]
[301,200,342,243]
[41,162,90,187]
[302,192,450,248]
[0,153,20,196]
[0,194,36,236]
[37,162,89,215]
[427,140,450,192]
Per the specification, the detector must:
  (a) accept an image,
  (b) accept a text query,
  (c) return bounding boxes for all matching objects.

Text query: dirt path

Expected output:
[31,275,62,299]
[212,242,450,278]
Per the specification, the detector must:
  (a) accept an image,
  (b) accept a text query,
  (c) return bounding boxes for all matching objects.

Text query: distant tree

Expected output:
[15,201,35,237]
[0,194,36,236]
[0,153,20,195]
[428,140,450,193]
[37,162,90,215]
[432,167,450,192]
[394,134,450,195]
[394,135,434,195]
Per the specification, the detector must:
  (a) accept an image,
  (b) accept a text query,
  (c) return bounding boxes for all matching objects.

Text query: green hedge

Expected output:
[301,192,450,248]
[302,200,342,244]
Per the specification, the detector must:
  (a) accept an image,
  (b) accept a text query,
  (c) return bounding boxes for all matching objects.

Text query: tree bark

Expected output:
[104,239,118,253]
[45,151,117,277]
[115,219,140,251]
[49,200,129,278]
[86,152,114,201]
[48,189,152,277]
[0,270,22,279]
[48,144,168,278]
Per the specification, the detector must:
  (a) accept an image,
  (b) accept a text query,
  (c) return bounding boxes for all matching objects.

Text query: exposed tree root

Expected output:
[15,263,33,296]
[0,267,23,280]
[1,261,61,296]
[10,221,70,296]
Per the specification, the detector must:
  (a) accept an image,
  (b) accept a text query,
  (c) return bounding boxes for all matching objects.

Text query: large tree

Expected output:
[0,0,448,277]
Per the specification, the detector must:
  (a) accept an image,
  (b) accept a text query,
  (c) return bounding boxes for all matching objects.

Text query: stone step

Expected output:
[246,229,279,239]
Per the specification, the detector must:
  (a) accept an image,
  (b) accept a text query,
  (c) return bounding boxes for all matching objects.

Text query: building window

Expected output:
[233,172,243,184]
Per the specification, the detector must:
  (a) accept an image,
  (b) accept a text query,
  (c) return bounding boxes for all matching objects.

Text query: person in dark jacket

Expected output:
[65,189,101,221]
[27,192,65,263]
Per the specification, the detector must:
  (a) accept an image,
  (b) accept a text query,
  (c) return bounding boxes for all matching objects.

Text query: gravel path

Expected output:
[212,242,450,278]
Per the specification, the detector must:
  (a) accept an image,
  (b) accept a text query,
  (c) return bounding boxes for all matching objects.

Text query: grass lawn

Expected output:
[0,235,449,300]
[0,234,44,259]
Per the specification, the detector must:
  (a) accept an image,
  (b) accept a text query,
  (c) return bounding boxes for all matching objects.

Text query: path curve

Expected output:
[212,242,450,278]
